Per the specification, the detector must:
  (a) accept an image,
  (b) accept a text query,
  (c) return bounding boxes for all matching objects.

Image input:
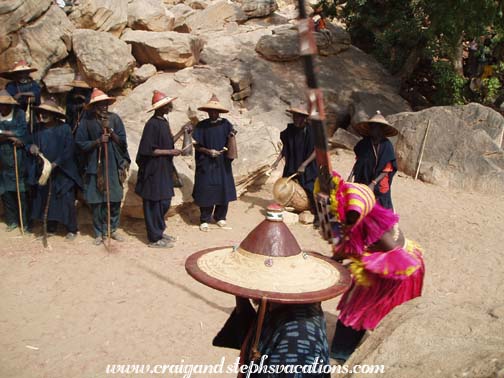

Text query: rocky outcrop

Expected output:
[255,23,350,62]
[184,0,247,34]
[238,0,278,19]
[0,4,74,80]
[131,64,157,85]
[121,30,204,69]
[72,29,135,91]
[169,4,195,33]
[0,0,52,35]
[341,300,504,378]
[389,103,504,194]
[68,0,128,36]
[128,0,175,32]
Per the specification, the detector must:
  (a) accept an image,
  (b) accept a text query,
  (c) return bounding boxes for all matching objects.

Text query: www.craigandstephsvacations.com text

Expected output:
[105,356,385,377]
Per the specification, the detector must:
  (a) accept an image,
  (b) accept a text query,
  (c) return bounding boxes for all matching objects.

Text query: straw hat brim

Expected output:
[185,246,351,304]
[37,154,52,186]
[286,107,309,116]
[147,96,177,112]
[86,96,116,109]
[353,120,398,137]
[197,103,229,113]
[0,67,38,78]
[36,104,66,118]
[71,80,91,89]
[0,96,18,105]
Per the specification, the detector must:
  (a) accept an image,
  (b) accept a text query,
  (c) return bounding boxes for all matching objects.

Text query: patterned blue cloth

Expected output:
[245,303,330,378]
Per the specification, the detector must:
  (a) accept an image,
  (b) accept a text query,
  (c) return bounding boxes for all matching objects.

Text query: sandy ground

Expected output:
[1,150,503,378]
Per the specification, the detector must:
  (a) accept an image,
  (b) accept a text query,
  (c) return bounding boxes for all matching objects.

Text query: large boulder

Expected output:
[0,4,74,80]
[184,0,247,34]
[340,301,504,378]
[255,23,350,62]
[237,0,278,19]
[128,0,175,32]
[130,64,157,85]
[72,29,136,91]
[110,67,280,218]
[0,0,52,35]
[169,4,195,33]
[389,103,504,194]
[68,0,128,36]
[121,30,203,69]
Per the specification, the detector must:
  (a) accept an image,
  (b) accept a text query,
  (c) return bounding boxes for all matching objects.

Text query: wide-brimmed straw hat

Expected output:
[86,88,116,107]
[70,74,91,89]
[286,105,309,116]
[147,90,177,112]
[0,60,38,78]
[185,204,351,303]
[36,99,66,118]
[37,153,53,186]
[353,110,398,137]
[197,94,229,113]
[0,90,18,105]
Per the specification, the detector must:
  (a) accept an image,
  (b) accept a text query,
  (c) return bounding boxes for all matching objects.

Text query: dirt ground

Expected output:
[1,150,503,378]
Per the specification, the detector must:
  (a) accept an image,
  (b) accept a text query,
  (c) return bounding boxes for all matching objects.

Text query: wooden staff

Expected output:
[42,176,52,248]
[415,120,431,180]
[13,146,24,235]
[103,127,112,247]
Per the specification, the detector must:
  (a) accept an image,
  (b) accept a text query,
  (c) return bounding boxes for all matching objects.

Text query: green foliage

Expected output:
[317,0,504,105]
[431,61,468,105]
[482,77,502,103]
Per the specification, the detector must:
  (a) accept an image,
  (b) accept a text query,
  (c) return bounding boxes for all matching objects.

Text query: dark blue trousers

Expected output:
[200,203,228,224]
[143,199,171,243]
[91,202,121,238]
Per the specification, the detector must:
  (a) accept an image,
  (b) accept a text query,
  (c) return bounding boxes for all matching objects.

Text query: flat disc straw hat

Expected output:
[147,90,177,112]
[198,94,229,113]
[353,110,398,137]
[185,203,351,304]
[0,60,38,78]
[286,105,309,116]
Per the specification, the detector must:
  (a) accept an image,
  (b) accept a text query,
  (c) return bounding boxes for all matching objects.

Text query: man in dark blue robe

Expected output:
[352,111,398,210]
[75,89,130,245]
[192,95,237,231]
[1,61,41,136]
[135,91,185,248]
[27,100,82,239]
[0,90,29,232]
[272,106,319,227]
[65,75,92,177]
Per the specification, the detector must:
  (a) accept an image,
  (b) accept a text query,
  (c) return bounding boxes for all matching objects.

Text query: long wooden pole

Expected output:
[415,120,431,180]
[13,146,24,235]
[42,176,52,248]
[103,129,111,248]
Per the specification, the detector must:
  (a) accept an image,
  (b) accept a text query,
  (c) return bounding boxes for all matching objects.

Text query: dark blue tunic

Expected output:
[75,112,130,204]
[27,123,82,227]
[6,80,42,111]
[192,118,237,207]
[0,108,28,195]
[353,137,397,209]
[135,116,175,201]
[280,124,318,192]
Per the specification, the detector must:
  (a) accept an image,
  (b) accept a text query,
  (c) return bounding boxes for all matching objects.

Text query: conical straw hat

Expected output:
[185,204,351,303]
[0,90,18,105]
[0,60,37,78]
[147,90,177,112]
[354,110,398,137]
[87,88,116,107]
[70,74,91,89]
[197,94,229,113]
[36,99,66,118]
